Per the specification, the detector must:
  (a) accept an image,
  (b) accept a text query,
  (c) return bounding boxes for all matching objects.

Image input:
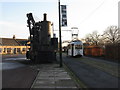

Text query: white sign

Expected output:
[61,5,67,26]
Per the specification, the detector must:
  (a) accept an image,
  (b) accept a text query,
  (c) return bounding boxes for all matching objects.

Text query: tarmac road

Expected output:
[2,54,120,89]
[63,54,119,88]
[2,54,38,89]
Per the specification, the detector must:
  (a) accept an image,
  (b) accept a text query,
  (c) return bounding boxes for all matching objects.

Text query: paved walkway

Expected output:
[31,63,79,90]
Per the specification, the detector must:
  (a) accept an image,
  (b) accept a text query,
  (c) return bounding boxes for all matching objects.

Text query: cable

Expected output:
[79,0,106,24]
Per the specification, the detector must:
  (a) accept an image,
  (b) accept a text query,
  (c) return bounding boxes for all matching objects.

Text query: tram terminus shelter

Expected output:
[0,36,30,54]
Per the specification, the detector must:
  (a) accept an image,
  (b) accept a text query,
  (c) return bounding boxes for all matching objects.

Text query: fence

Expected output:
[84,45,104,57]
[84,43,120,62]
[105,43,120,62]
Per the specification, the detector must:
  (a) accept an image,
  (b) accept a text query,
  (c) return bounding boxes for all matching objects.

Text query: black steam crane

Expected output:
[26,13,58,63]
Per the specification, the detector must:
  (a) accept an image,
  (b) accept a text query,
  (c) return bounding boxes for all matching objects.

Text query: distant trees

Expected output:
[84,25,120,60]
[102,26,120,44]
[84,25,120,46]
[85,31,101,45]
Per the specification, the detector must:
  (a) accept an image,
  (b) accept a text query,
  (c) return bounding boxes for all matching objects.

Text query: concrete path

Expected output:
[31,63,79,90]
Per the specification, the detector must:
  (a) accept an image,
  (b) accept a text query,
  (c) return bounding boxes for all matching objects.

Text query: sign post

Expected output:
[58,0,62,67]
[58,0,67,67]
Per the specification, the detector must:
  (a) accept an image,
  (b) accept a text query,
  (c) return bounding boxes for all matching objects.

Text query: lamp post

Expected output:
[58,0,62,67]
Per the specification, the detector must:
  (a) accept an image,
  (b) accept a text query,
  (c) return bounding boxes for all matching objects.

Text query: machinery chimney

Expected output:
[43,13,47,21]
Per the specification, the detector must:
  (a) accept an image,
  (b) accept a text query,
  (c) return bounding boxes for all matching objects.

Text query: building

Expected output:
[0,37,30,54]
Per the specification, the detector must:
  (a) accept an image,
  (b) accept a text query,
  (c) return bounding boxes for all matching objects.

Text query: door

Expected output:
[71,44,74,56]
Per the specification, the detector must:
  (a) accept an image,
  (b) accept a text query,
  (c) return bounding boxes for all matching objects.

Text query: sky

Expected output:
[0,0,119,41]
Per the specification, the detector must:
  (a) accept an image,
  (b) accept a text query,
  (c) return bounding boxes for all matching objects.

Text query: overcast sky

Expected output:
[0,0,119,41]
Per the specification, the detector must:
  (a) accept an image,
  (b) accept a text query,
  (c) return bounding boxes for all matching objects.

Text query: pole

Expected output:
[58,0,62,67]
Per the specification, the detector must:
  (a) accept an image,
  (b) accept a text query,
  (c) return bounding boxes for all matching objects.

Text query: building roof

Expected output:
[15,39,28,46]
[0,38,28,46]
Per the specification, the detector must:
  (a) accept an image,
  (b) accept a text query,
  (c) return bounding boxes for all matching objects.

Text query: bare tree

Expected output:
[103,26,120,44]
[85,31,101,45]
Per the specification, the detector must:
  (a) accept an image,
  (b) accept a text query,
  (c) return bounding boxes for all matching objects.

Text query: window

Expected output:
[3,48,6,53]
[0,48,2,53]
[7,48,11,53]
[75,45,82,49]
[22,48,26,52]
[17,48,20,52]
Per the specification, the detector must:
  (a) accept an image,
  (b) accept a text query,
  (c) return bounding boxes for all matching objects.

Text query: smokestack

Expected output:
[13,35,16,39]
[43,13,47,21]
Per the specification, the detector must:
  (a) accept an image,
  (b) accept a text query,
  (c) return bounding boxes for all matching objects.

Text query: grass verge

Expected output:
[76,57,120,78]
